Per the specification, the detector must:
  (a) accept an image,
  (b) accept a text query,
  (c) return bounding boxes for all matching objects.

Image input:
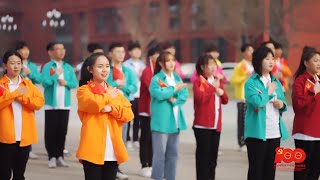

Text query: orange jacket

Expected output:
[0,76,44,146]
[76,83,134,165]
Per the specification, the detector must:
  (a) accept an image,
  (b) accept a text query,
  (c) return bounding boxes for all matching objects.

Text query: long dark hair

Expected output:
[153,51,174,75]
[79,52,109,86]
[195,54,216,77]
[294,46,318,79]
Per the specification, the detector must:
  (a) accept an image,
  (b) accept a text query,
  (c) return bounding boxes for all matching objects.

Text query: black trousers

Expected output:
[294,140,320,180]
[193,128,221,180]
[237,102,246,147]
[83,160,118,180]
[0,142,31,180]
[45,109,69,159]
[246,138,280,180]
[139,116,153,168]
[127,98,140,142]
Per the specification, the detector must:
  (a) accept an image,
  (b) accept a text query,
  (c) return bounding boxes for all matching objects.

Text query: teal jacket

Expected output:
[244,73,289,141]
[21,60,42,84]
[41,60,78,107]
[107,65,137,100]
[149,70,188,133]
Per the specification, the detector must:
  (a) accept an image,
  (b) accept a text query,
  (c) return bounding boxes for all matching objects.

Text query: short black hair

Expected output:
[205,44,219,53]
[147,45,161,57]
[252,46,274,76]
[3,50,22,64]
[260,41,274,47]
[15,41,28,51]
[109,42,124,52]
[195,54,216,77]
[241,43,253,52]
[128,41,141,51]
[46,41,62,51]
[274,41,283,49]
[161,41,175,50]
[87,43,103,53]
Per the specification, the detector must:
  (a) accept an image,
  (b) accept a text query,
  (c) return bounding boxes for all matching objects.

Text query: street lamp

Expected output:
[42,9,65,29]
[0,14,18,32]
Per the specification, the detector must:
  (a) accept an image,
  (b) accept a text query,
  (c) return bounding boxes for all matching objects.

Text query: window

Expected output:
[191,38,205,62]
[191,38,227,63]
[55,14,73,62]
[148,2,160,32]
[168,0,180,30]
[191,1,207,30]
[95,8,121,34]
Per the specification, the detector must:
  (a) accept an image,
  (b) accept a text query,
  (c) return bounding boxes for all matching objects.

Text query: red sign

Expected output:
[274,148,306,164]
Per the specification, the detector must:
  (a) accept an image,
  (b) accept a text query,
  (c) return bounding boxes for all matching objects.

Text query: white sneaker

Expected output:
[239,146,247,153]
[218,151,223,156]
[126,141,134,151]
[140,167,152,177]
[48,157,57,168]
[29,151,39,159]
[116,169,129,179]
[133,141,140,149]
[63,149,69,154]
[57,156,69,167]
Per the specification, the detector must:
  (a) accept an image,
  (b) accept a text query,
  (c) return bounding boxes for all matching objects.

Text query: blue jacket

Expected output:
[149,70,188,133]
[244,73,289,141]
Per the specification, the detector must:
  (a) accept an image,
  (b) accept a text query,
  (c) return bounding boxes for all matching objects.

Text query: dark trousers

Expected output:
[237,102,246,147]
[83,160,118,180]
[294,140,320,180]
[139,116,153,168]
[193,128,221,180]
[127,98,140,142]
[0,142,31,180]
[45,109,69,159]
[246,138,280,180]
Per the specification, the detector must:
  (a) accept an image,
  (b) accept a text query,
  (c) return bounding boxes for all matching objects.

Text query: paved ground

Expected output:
[24,89,295,179]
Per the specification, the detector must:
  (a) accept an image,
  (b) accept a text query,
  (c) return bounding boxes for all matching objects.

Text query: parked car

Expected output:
[180,63,195,82]
[221,62,237,82]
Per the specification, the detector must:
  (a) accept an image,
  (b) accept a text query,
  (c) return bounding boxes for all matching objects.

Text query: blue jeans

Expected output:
[151,131,179,180]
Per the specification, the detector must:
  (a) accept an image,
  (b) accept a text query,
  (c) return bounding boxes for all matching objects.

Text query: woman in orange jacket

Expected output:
[0,50,44,180]
[76,52,134,180]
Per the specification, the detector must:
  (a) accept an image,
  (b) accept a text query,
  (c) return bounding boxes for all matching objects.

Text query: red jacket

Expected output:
[138,65,153,116]
[292,72,320,137]
[193,76,228,132]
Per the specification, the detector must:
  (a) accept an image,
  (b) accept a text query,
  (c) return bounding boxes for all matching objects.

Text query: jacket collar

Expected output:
[252,72,277,81]
[0,75,27,86]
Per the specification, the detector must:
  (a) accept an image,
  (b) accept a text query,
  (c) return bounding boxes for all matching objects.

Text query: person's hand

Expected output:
[58,79,67,86]
[215,88,224,96]
[56,68,63,75]
[174,83,187,92]
[267,81,277,95]
[116,79,126,88]
[101,105,112,113]
[168,97,176,103]
[211,78,220,88]
[107,88,120,98]
[17,86,28,96]
[22,67,30,76]
[273,100,284,109]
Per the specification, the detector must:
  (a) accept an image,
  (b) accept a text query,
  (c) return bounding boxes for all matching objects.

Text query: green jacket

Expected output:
[149,70,188,133]
[107,66,137,100]
[244,73,289,141]
[20,60,42,84]
[41,60,78,107]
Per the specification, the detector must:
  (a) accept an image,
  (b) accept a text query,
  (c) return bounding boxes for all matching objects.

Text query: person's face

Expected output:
[150,52,160,63]
[17,47,30,60]
[275,48,283,58]
[3,55,22,78]
[88,55,110,83]
[208,51,220,59]
[165,47,176,56]
[261,53,275,73]
[111,47,126,63]
[202,59,217,77]
[160,54,176,72]
[266,43,275,55]
[52,44,66,60]
[243,46,254,61]
[305,54,320,75]
[129,48,142,59]
[93,49,104,54]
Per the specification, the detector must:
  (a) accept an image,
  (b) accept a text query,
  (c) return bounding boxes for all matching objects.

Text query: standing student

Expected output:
[138,46,160,177]
[149,51,188,180]
[77,53,134,180]
[193,54,228,180]
[0,50,44,179]
[106,42,137,179]
[16,41,42,159]
[123,41,145,150]
[244,46,289,180]
[291,46,320,180]
[230,43,254,152]
[162,42,185,79]
[41,42,78,168]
